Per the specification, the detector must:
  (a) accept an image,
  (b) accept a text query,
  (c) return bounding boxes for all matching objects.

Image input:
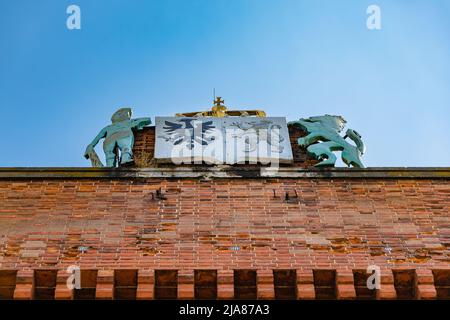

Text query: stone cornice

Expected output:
[0,167,449,179]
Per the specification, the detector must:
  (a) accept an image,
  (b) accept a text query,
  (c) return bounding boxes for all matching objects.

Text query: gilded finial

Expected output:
[213,97,224,107]
[211,97,227,117]
[175,97,266,118]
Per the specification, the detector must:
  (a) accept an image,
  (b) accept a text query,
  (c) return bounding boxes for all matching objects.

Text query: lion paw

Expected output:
[297,137,306,146]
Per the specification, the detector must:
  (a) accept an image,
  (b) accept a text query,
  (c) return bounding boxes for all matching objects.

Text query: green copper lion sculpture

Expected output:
[289,115,365,168]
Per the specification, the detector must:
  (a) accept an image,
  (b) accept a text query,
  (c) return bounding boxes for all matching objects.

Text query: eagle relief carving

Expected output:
[158,118,216,150]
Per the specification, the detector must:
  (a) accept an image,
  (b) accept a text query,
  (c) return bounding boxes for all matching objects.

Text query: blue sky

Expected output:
[0,0,449,167]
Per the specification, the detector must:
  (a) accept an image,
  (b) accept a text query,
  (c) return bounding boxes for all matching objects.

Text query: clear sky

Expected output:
[1,0,449,167]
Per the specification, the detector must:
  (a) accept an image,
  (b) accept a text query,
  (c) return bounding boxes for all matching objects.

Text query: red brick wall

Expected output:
[0,177,448,299]
[133,127,155,167]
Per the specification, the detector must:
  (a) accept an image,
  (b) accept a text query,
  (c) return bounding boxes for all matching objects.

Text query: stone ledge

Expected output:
[0,167,449,179]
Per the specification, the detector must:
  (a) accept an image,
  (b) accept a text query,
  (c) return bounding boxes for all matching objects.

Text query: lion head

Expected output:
[306,115,346,133]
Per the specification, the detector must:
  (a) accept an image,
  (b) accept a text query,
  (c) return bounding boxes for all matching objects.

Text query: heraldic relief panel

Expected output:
[83,98,365,168]
[155,117,293,165]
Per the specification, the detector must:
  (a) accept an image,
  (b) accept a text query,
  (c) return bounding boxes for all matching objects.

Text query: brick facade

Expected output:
[0,126,449,299]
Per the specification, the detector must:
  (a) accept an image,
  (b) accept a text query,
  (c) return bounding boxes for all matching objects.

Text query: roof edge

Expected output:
[0,167,449,179]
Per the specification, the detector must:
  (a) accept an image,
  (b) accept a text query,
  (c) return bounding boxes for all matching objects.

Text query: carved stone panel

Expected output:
[155,117,293,164]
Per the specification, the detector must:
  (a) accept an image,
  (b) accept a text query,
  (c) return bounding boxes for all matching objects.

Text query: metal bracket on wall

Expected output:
[151,187,167,200]
[273,189,299,204]
[284,190,299,203]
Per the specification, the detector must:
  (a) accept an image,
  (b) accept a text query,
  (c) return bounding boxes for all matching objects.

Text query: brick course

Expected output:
[0,176,449,299]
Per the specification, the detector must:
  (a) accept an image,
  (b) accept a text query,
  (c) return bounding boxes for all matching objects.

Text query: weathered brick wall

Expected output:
[133,127,155,167]
[0,176,449,299]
